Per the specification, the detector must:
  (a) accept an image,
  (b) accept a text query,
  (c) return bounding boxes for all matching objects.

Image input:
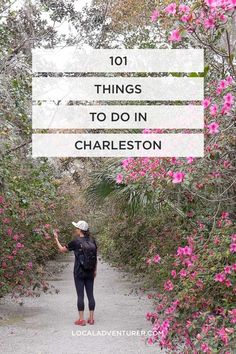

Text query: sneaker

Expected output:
[74,319,86,326]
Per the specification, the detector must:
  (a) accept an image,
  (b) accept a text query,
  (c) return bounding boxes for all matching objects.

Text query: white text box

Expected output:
[32,48,204,73]
[32,105,204,129]
[32,133,204,158]
[32,77,204,101]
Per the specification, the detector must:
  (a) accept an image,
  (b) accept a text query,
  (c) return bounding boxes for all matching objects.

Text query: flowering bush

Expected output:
[87,1,236,352]
[120,1,236,352]
[0,195,53,298]
[146,221,235,352]
[0,1,80,299]
[0,158,73,299]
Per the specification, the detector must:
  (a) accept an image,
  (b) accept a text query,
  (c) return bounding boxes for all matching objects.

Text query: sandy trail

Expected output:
[0,255,163,354]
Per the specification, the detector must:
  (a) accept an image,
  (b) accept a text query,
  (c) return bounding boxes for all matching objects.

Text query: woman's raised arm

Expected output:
[53,230,68,253]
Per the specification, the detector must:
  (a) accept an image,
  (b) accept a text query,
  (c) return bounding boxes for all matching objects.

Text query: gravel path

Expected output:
[0,255,163,354]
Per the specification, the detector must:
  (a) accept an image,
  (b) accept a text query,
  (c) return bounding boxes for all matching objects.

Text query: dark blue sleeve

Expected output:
[94,239,98,250]
[94,239,98,266]
[66,239,77,251]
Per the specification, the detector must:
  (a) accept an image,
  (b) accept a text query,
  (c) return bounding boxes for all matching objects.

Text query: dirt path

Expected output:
[0,255,163,354]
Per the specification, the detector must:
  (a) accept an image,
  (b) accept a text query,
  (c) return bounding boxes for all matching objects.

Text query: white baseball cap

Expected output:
[72,220,89,231]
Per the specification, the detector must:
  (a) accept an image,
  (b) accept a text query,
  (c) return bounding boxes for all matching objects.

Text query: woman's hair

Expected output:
[81,228,90,237]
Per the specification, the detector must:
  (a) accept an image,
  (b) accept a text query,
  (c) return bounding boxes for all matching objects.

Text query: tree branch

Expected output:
[2,139,32,156]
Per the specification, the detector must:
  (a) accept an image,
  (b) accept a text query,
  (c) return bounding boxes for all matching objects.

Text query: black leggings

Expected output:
[74,274,95,311]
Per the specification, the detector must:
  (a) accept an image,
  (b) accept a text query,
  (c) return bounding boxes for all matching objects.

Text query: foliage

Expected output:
[0,0,81,298]
[86,1,236,352]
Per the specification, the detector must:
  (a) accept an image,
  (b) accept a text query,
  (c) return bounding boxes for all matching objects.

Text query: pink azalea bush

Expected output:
[0,195,56,298]
[146,222,235,352]
[0,159,73,299]
[80,1,236,351]
[110,1,236,352]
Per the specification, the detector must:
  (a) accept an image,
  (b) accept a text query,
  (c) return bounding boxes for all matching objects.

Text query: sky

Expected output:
[74,0,91,11]
[9,0,92,36]
[53,0,92,37]
[11,0,91,10]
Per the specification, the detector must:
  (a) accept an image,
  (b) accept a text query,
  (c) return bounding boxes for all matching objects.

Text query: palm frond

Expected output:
[86,159,165,216]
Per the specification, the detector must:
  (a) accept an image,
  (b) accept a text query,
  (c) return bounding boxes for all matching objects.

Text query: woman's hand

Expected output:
[53,229,68,253]
[53,229,59,239]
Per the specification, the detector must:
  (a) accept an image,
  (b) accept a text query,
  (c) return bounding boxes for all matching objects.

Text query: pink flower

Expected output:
[171,157,178,165]
[13,234,20,241]
[2,218,10,224]
[143,128,152,134]
[139,170,146,177]
[146,312,153,320]
[181,14,191,22]
[177,246,193,256]
[187,157,194,164]
[2,262,7,269]
[7,228,13,236]
[27,262,33,269]
[224,93,234,104]
[151,9,160,21]
[218,79,228,90]
[217,327,229,345]
[224,265,232,274]
[16,242,24,249]
[202,98,211,108]
[231,263,236,272]
[165,3,177,14]
[207,122,219,134]
[147,337,154,345]
[44,224,51,229]
[178,4,190,13]
[116,173,123,184]
[179,269,187,277]
[221,211,229,219]
[214,272,226,282]
[122,158,133,168]
[164,280,174,291]
[153,254,161,263]
[210,104,218,116]
[171,270,177,278]
[225,279,232,288]
[231,234,236,242]
[222,101,233,115]
[226,76,233,85]
[230,243,236,253]
[165,300,179,314]
[205,0,217,6]
[201,343,211,353]
[172,172,185,184]
[184,246,193,256]
[169,29,181,42]
[229,309,236,324]
[204,17,215,29]
[185,259,193,267]
[196,280,204,289]
[223,160,231,169]
[0,196,5,204]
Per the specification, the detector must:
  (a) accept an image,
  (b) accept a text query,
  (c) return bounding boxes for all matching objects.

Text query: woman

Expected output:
[53,220,97,326]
